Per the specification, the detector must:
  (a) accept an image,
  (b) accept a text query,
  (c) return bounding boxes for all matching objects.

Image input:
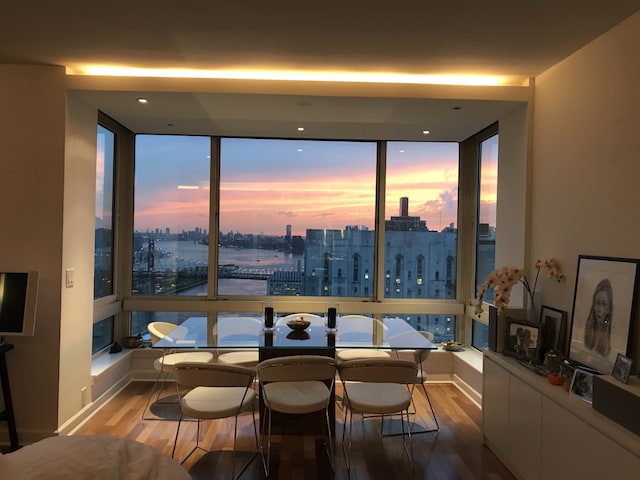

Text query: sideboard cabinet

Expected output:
[482,350,640,480]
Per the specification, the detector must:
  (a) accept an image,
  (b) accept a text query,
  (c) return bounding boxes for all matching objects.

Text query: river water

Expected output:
[147,240,303,295]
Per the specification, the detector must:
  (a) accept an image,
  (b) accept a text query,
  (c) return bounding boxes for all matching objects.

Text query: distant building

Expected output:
[297,197,458,340]
[385,197,427,231]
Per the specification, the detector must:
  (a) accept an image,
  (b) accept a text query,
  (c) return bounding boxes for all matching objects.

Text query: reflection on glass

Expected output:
[95,125,115,299]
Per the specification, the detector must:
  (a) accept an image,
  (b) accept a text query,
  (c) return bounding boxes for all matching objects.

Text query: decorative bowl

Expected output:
[286,319,311,331]
[442,341,464,352]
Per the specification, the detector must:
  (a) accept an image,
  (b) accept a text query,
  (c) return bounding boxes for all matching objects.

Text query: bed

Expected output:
[0,434,191,480]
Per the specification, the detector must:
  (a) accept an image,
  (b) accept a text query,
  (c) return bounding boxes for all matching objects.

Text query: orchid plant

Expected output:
[474,258,565,316]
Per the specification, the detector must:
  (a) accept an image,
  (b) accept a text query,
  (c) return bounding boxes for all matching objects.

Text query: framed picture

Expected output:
[504,318,539,362]
[539,305,568,356]
[612,353,633,384]
[569,368,595,404]
[569,255,640,374]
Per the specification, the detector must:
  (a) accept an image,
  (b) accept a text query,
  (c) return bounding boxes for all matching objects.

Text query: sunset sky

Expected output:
[130,135,497,236]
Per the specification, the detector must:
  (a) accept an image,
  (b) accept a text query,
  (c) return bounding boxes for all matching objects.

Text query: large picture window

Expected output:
[128,133,478,344]
[218,138,377,297]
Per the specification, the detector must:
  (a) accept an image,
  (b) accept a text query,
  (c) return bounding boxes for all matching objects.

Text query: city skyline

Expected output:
[128,136,496,235]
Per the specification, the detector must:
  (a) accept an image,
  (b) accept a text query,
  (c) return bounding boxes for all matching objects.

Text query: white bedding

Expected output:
[0,434,191,480]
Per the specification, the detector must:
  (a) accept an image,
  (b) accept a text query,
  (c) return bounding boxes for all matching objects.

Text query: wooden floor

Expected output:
[73,381,515,480]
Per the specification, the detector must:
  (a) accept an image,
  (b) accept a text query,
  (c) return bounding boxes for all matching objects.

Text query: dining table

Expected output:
[152,314,436,353]
[152,314,436,432]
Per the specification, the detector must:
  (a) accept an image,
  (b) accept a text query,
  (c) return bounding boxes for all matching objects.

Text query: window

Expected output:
[384,142,458,337]
[133,135,211,296]
[218,138,377,297]
[125,133,481,344]
[92,316,114,355]
[93,118,121,356]
[95,125,115,299]
[476,133,498,299]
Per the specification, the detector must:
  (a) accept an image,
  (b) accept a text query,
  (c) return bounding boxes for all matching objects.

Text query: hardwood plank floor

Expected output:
[73,381,515,480]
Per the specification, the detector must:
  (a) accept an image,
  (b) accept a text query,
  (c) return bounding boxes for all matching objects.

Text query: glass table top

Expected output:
[152,315,435,351]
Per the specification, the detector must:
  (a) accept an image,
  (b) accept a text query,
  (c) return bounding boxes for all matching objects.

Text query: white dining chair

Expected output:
[335,315,391,362]
[338,358,418,472]
[171,362,259,479]
[216,317,263,368]
[256,354,337,477]
[142,321,214,420]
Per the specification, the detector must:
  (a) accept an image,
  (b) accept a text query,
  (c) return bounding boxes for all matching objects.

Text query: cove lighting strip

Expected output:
[67,65,516,87]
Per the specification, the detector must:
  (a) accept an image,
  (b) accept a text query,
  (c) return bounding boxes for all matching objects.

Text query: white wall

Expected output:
[0,65,66,441]
[531,13,640,359]
[58,95,97,427]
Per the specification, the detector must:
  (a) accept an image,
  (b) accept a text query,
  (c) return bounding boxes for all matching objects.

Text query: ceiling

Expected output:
[2,1,638,141]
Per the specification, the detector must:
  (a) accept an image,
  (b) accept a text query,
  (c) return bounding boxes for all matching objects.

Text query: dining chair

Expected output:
[335,315,391,363]
[216,317,262,368]
[171,362,259,479]
[391,330,439,433]
[338,358,418,471]
[256,354,337,477]
[142,322,214,420]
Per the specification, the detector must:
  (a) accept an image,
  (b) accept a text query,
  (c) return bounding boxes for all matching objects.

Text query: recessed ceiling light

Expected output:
[297,148,303,152]
[297,127,305,131]
[137,97,149,104]
[422,130,430,135]
[399,150,405,153]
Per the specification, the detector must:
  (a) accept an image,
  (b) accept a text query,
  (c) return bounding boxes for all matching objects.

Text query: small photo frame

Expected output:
[612,353,633,384]
[539,305,568,356]
[504,318,539,362]
[569,368,595,404]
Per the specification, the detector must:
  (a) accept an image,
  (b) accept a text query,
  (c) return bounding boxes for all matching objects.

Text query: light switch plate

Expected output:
[65,268,75,288]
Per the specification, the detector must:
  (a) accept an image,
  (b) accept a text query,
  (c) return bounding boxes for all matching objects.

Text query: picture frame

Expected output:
[612,353,633,384]
[569,368,595,404]
[504,318,539,363]
[539,305,568,357]
[569,255,640,375]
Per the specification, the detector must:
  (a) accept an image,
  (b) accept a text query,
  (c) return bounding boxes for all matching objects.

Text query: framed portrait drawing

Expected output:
[539,305,568,356]
[569,368,595,404]
[569,255,640,374]
[504,318,539,362]
[612,353,632,384]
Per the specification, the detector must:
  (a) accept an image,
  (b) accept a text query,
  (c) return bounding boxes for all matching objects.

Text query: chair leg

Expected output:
[324,406,335,471]
[421,382,440,432]
[141,368,167,420]
[400,409,414,471]
[341,406,354,472]
[260,405,273,477]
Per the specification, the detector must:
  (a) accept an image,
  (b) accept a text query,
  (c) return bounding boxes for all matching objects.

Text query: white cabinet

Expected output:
[483,351,640,480]
[482,356,510,460]
[508,375,541,480]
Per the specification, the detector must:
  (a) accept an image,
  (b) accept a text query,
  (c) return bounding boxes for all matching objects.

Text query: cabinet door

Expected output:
[542,397,640,479]
[483,355,510,461]
[508,375,542,480]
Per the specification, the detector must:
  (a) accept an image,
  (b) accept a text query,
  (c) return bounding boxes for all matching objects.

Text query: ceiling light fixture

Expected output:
[137,97,149,104]
[422,130,430,135]
[68,65,519,87]
[297,127,305,131]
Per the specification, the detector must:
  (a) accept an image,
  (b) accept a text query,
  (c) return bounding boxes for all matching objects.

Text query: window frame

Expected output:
[119,132,498,342]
